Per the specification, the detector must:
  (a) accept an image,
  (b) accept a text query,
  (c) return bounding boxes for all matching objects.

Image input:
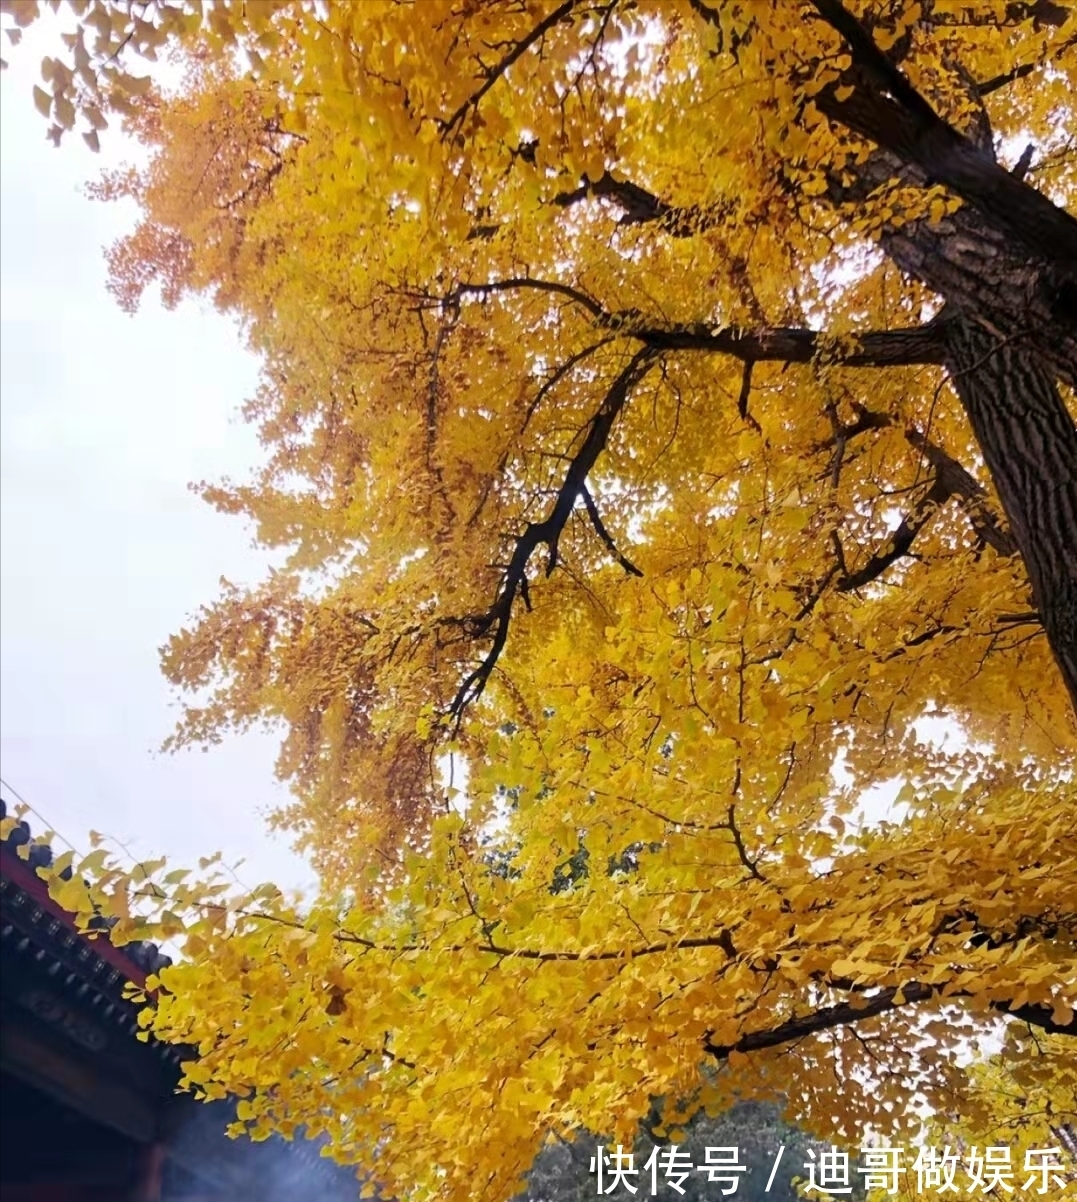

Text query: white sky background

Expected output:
[0,23,314,893]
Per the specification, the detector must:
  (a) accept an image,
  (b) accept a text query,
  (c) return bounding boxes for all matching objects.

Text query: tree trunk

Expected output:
[810,0,1077,712]
[941,309,1077,710]
[880,207,1077,710]
[884,211,1077,393]
[842,142,1077,711]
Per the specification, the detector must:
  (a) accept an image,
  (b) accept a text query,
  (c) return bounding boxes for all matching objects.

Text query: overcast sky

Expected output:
[1,24,313,892]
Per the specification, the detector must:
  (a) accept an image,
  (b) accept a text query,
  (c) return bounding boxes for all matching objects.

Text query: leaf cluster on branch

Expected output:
[4,1,1076,1199]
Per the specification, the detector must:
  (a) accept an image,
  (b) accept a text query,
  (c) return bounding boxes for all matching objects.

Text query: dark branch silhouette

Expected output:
[449,348,657,720]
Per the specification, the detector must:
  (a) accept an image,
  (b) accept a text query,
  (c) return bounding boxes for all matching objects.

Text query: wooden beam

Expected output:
[1,1021,157,1144]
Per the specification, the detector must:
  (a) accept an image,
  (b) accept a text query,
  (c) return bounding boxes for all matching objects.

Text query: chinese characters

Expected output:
[588,1143,1072,1196]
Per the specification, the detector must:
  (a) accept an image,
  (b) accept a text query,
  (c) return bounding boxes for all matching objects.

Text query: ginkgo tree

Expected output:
[2,1,1076,1199]
[862,1031,1077,1199]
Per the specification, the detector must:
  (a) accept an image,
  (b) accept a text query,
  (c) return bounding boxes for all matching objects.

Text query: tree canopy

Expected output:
[3,1,1076,1199]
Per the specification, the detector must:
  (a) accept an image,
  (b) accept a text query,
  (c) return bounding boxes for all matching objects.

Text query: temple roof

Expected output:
[0,793,366,1199]
[1,794,172,980]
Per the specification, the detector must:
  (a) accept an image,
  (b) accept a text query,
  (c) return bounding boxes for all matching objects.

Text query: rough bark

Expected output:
[884,210,1077,393]
[941,310,1077,709]
[812,0,1077,275]
[870,170,1077,712]
[878,174,1077,711]
[807,0,1077,711]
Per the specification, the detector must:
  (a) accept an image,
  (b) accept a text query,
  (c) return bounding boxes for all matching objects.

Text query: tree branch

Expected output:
[633,321,947,366]
[425,276,959,721]
[904,426,1017,556]
[442,276,607,320]
[835,477,948,593]
[809,0,1077,274]
[442,281,947,365]
[449,348,657,719]
[834,437,1018,592]
[580,484,644,577]
[432,277,948,367]
[976,60,1038,96]
[439,0,579,138]
[553,170,728,237]
[817,406,1017,560]
[706,981,1075,1061]
[182,897,1074,1059]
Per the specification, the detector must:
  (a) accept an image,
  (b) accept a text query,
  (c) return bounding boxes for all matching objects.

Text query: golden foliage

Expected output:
[5,1,1076,1198]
